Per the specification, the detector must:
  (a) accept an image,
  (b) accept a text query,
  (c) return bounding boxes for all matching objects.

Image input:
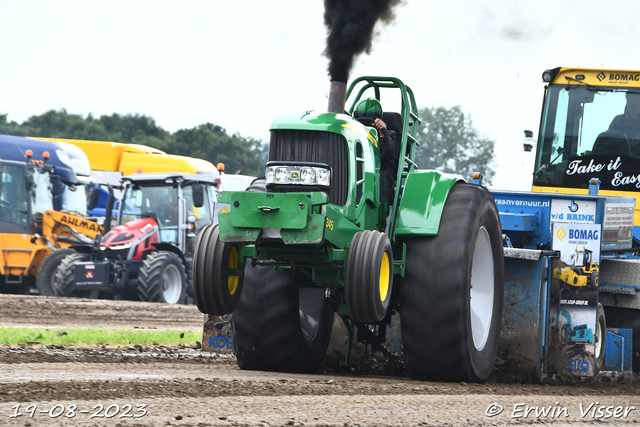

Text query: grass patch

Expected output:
[0,327,201,347]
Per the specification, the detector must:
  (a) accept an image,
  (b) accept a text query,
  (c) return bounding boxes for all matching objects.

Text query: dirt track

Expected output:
[1,294,639,426]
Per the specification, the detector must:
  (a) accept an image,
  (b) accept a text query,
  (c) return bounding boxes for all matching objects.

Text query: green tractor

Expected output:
[193,77,504,382]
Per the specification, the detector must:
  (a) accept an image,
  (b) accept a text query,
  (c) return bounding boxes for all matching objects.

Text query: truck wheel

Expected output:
[231,264,333,372]
[53,253,100,298]
[138,251,187,304]
[193,224,243,314]
[594,303,606,374]
[400,183,504,382]
[36,248,77,296]
[345,230,393,323]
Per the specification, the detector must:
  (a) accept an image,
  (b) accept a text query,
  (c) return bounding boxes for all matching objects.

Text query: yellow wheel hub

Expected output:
[379,252,390,301]
[228,246,239,295]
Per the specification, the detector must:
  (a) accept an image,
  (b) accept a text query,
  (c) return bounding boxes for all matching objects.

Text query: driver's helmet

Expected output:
[353,98,383,121]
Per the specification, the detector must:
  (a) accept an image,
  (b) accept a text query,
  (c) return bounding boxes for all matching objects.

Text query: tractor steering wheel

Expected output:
[356,117,375,127]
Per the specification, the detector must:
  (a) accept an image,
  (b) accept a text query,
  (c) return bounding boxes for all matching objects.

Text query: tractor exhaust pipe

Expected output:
[327,81,347,113]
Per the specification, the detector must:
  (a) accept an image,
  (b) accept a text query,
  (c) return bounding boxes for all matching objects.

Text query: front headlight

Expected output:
[275,167,290,183]
[106,242,132,250]
[265,162,331,187]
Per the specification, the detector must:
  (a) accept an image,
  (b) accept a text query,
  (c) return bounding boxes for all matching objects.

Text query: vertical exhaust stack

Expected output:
[327,81,347,113]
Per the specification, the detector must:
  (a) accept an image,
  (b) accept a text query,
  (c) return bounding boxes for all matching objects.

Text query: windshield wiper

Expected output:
[534,147,565,177]
[564,76,603,92]
[564,76,640,96]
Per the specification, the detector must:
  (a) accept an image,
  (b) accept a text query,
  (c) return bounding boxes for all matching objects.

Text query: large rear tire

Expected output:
[400,183,504,382]
[193,224,243,314]
[138,251,187,304]
[231,265,334,373]
[36,248,77,296]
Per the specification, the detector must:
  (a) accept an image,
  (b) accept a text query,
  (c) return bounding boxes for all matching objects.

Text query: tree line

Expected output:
[0,110,268,177]
[0,106,495,183]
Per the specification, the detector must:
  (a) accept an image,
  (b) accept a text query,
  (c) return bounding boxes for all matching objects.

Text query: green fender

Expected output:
[394,170,462,237]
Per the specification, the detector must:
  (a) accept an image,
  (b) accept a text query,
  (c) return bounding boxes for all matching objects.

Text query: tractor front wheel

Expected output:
[53,253,100,299]
[345,230,393,323]
[400,183,504,382]
[138,251,187,304]
[193,224,243,314]
[231,265,334,373]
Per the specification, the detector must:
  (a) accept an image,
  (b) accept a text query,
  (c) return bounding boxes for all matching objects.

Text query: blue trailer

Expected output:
[494,188,634,378]
[491,67,640,378]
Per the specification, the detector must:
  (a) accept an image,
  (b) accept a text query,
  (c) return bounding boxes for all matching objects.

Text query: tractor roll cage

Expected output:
[345,77,421,241]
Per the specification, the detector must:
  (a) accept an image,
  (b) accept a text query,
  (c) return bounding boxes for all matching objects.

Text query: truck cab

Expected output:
[532,67,640,241]
[0,155,54,292]
[492,67,640,379]
[0,135,91,216]
[0,135,104,295]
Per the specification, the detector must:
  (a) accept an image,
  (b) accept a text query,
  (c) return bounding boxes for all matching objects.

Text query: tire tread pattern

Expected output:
[193,224,243,314]
[54,253,89,296]
[400,183,504,382]
[138,251,187,304]
[345,230,393,323]
[36,248,77,296]
[231,265,333,373]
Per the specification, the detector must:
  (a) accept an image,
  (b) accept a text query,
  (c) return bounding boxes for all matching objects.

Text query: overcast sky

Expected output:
[2,0,640,190]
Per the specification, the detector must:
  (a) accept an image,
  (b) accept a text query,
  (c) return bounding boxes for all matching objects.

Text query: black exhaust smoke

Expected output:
[323,0,403,83]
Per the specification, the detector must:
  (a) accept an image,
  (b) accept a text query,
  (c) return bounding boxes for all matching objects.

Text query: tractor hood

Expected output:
[100,217,160,259]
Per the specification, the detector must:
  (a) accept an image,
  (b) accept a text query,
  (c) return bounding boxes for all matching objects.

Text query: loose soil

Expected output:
[1,294,639,426]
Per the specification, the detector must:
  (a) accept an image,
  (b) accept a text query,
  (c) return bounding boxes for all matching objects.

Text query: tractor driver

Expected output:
[148,188,178,226]
[353,98,400,206]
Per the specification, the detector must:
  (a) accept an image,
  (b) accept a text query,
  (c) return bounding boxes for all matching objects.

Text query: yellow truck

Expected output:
[531,67,640,233]
[0,135,102,295]
[36,138,221,217]
[36,137,218,182]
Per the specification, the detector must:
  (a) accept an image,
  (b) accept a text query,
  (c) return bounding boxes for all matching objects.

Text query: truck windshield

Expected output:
[533,84,640,191]
[61,184,88,216]
[0,163,29,227]
[31,169,53,217]
[120,184,179,242]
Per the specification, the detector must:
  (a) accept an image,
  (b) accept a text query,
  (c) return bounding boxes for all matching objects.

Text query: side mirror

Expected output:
[88,186,100,211]
[523,130,535,153]
[192,184,204,208]
[24,170,34,188]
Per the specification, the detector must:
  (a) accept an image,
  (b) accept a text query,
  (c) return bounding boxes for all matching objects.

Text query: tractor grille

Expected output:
[268,129,348,206]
